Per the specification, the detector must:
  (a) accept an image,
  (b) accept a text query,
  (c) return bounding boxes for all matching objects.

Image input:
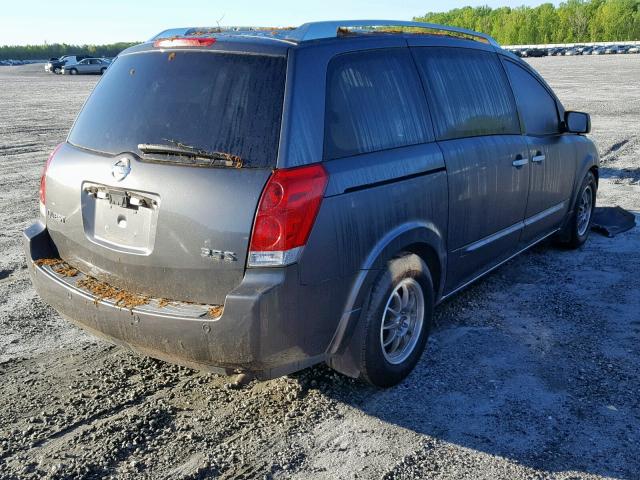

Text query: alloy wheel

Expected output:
[577,185,593,236]
[379,278,425,365]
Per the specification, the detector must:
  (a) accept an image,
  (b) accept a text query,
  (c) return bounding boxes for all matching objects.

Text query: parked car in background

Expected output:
[45,57,64,73]
[1,59,39,66]
[44,57,59,72]
[62,58,110,75]
[628,45,640,54]
[26,21,599,387]
[45,55,91,74]
[527,48,547,57]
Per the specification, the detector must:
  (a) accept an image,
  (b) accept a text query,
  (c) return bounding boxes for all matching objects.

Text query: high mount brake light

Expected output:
[153,38,217,48]
[248,164,328,267]
[40,143,63,206]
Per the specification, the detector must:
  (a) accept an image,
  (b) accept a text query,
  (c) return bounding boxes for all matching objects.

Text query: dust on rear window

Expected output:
[68,51,286,168]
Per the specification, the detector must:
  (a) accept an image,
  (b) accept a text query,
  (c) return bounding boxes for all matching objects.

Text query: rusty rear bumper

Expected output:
[23,222,324,379]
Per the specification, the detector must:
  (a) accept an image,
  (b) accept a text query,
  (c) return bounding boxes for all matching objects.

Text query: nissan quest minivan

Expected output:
[24,21,599,387]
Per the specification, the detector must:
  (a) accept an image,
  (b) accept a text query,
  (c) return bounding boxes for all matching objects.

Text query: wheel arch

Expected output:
[557,143,599,242]
[326,221,446,378]
[402,242,443,300]
[590,164,599,185]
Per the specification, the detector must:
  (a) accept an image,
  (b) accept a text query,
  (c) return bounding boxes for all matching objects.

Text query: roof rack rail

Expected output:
[148,26,300,43]
[284,20,500,46]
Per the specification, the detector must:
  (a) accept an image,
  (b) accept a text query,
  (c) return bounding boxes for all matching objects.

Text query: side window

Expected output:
[324,48,433,160]
[412,47,520,140]
[504,61,560,136]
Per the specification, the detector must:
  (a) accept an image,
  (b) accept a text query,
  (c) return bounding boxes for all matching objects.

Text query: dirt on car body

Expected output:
[0,58,639,479]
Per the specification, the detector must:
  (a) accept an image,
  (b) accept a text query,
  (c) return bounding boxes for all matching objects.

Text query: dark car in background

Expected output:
[526,47,547,57]
[44,57,59,72]
[44,57,60,73]
[25,20,598,387]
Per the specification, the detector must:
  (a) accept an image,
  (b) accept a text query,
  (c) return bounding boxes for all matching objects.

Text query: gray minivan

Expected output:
[24,21,598,387]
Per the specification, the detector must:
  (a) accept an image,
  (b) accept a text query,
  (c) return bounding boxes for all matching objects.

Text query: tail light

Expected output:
[248,164,328,267]
[39,143,63,209]
[154,38,216,48]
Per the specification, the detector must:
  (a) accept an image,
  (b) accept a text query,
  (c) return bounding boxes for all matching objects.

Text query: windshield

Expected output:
[68,50,287,167]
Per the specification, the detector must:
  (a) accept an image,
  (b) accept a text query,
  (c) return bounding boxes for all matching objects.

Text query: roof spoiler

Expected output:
[148,21,500,47]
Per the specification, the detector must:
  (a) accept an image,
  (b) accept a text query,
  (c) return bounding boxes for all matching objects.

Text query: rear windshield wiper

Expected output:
[137,141,243,168]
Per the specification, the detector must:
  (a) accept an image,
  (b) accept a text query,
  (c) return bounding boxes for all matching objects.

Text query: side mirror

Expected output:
[565,111,591,134]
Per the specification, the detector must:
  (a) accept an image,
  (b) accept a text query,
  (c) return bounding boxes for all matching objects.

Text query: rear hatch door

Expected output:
[44,47,287,304]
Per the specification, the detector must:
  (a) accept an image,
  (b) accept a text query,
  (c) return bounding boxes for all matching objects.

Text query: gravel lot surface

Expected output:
[1,56,639,480]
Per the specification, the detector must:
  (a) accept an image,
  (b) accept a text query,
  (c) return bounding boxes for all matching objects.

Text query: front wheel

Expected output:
[557,171,597,249]
[357,253,434,388]
[100,67,106,75]
[69,68,77,75]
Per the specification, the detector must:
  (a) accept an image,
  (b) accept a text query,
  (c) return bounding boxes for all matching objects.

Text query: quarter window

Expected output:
[412,47,520,140]
[504,61,560,136]
[324,49,433,160]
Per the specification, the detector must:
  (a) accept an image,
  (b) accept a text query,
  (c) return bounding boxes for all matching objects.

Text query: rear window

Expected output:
[68,51,286,167]
[412,47,520,140]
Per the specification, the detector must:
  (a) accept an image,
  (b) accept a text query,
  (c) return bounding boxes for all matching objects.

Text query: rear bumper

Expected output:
[23,222,324,379]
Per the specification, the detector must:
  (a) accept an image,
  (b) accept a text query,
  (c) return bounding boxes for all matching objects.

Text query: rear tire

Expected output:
[557,171,597,249]
[357,253,434,388]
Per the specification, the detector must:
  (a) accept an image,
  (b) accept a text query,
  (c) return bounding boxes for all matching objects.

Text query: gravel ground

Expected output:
[1,55,639,480]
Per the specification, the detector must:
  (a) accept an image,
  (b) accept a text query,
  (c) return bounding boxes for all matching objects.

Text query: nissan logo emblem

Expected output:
[111,158,131,181]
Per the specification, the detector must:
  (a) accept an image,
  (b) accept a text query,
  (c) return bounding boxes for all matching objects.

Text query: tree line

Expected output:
[0,42,138,60]
[2,0,639,59]
[415,0,640,45]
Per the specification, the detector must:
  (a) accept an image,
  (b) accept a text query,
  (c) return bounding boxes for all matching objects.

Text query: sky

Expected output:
[2,0,558,46]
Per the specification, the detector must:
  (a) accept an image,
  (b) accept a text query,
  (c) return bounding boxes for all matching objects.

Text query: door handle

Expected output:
[512,158,529,168]
[532,154,546,163]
